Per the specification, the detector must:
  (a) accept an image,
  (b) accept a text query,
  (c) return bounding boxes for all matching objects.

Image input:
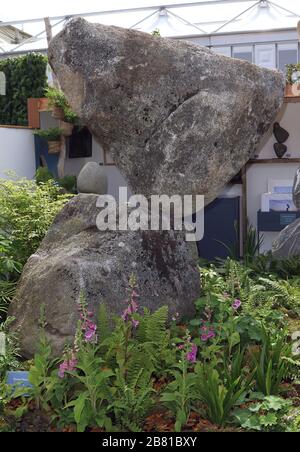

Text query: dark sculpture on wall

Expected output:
[273,122,289,158]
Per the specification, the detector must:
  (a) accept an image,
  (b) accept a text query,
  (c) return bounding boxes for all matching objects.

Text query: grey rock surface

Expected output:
[8,195,200,357]
[273,218,300,258]
[77,162,108,195]
[49,18,284,204]
[293,167,300,209]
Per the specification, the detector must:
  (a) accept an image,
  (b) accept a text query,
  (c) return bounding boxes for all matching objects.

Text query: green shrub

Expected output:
[63,108,78,125]
[0,177,72,265]
[45,87,78,125]
[0,54,48,126]
[44,87,67,109]
[35,168,77,194]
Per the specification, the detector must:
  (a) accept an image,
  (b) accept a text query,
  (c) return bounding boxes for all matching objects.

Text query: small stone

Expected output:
[273,122,289,144]
[77,162,108,195]
[273,143,287,159]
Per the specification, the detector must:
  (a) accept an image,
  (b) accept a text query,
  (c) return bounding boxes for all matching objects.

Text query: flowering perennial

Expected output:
[122,275,140,328]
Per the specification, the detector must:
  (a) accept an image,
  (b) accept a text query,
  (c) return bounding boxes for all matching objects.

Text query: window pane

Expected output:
[212,46,231,57]
[278,48,298,73]
[233,46,253,63]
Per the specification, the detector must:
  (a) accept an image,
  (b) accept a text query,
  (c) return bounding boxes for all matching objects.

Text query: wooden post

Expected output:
[44,17,52,44]
[27,98,40,129]
[44,17,60,89]
[45,17,64,176]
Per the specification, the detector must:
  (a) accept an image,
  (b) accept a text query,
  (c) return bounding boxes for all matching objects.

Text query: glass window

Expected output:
[233,46,253,63]
[278,43,298,73]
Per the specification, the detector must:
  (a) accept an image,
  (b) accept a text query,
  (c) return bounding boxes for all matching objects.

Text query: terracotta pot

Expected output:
[52,106,64,120]
[285,83,300,97]
[47,140,61,154]
[61,121,74,137]
[38,98,50,112]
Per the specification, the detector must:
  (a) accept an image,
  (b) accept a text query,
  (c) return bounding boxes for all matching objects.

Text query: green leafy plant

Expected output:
[65,343,114,432]
[251,326,292,396]
[99,282,172,431]
[0,177,72,265]
[0,234,22,316]
[110,367,155,432]
[58,176,77,194]
[243,223,264,266]
[161,332,197,432]
[28,306,58,411]
[34,128,63,141]
[45,87,78,125]
[44,87,68,109]
[243,277,300,320]
[35,167,54,184]
[35,168,77,194]
[194,349,254,427]
[63,107,78,125]
[234,395,293,432]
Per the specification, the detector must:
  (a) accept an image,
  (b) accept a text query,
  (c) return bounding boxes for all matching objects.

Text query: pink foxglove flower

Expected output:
[58,357,78,379]
[232,299,242,310]
[122,276,140,329]
[186,344,198,363]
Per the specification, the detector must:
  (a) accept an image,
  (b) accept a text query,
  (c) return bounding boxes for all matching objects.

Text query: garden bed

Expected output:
[0,178,299,433]
[1,256,300,433]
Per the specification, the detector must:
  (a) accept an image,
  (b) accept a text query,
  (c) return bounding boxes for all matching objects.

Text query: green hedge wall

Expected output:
[0,53,48,126]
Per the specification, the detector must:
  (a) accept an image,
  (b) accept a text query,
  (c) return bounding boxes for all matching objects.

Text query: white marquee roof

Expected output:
[0,0,299,55]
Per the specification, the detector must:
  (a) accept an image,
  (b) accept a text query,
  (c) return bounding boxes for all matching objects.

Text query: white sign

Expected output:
[0,332,6,356]
[261,193,296,212]
[0,72,6,96]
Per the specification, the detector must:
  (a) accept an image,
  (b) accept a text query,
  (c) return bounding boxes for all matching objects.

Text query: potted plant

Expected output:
[34,128,63,154]
[286,64,300,97]
[61,107,78,137]
[44,87,68,120]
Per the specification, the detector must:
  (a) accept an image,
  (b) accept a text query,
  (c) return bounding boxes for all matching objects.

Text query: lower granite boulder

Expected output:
[272,218,300,258]
[8,194,200,358]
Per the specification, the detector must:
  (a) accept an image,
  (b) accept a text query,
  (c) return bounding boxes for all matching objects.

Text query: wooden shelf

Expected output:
[248,158,300,164]
[284,96,300,103]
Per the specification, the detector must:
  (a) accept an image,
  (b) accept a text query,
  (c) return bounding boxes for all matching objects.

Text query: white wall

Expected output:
[0,127,35,179]
[247,103,300,252]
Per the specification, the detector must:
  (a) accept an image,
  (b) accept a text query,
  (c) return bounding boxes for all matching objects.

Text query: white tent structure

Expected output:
[0,0,299,72]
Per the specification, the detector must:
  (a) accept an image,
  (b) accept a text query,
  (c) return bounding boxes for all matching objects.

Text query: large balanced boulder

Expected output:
[49,18,284,204]
[273,219,300,258]
[8,195,200,357]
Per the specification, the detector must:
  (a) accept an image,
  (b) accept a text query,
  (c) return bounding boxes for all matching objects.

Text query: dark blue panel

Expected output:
[34,135,59,178]
[258,210,300,232]
[198,197,240,261]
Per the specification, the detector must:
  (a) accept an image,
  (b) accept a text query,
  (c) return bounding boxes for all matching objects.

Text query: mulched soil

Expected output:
[3,380,299,432]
